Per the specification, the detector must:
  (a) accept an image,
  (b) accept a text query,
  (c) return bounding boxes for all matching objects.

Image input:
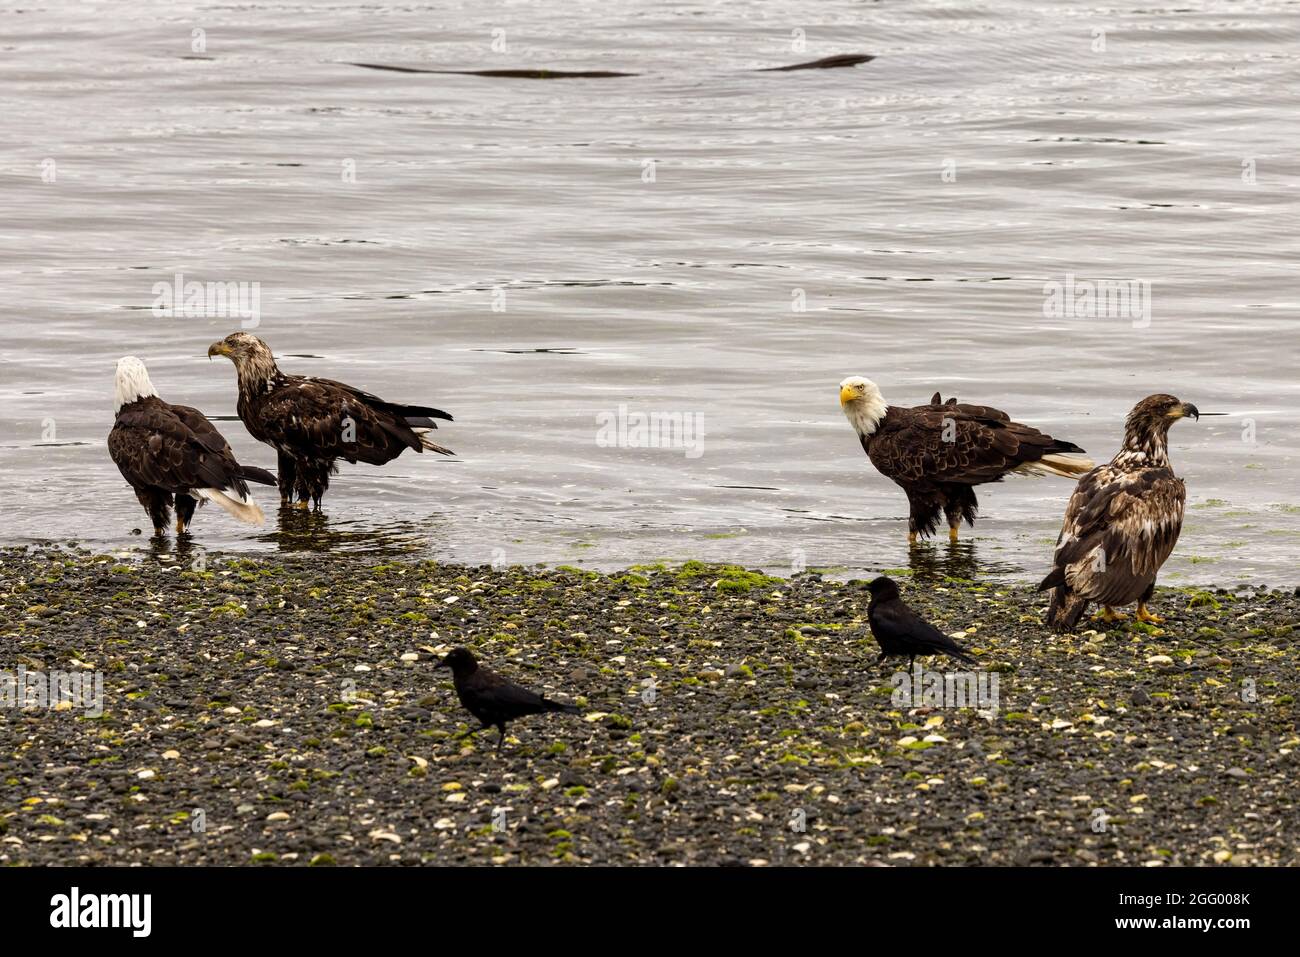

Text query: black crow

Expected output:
[866,576,975,666]
[435,648,581,751]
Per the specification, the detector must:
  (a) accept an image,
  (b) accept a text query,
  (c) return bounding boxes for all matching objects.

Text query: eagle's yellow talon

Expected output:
[948,527,959,543]
[908,532,918,546]
[1098,606,1128,622]
[294,501,310,511]
[1136,604,1163,624]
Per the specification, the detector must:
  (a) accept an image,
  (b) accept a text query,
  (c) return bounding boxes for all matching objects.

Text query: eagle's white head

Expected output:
[839,375,888,436]
[114,355,158,412]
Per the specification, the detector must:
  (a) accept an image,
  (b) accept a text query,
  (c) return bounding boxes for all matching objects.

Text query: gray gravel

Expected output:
[1,547,1296,865]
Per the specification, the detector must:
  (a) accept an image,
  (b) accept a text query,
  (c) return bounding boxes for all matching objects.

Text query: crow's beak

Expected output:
[839,385,857,406]
[434,658,450,669]
[207,341,230,359]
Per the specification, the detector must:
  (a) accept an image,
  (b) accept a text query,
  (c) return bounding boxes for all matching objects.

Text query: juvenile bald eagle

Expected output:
[1039,394,1201,631]
[207,332,453,509]
[108,356,276,535]
[839,376,1093,543]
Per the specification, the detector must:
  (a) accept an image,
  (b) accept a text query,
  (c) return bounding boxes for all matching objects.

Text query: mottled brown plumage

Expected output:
[1040,394,1200,631]
[840,377,1093,540]
[207,332,453,509]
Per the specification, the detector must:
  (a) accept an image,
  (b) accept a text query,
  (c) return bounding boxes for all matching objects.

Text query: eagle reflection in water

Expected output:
[138,513,438,559]
[905,538,1020,584]
[263,510,436,556]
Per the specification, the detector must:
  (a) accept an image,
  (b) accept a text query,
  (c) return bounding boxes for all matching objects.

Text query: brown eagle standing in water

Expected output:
[1039,394,1203,631]
[108,356,276,535]
[839,376,1093,543]
[207,332,453,509]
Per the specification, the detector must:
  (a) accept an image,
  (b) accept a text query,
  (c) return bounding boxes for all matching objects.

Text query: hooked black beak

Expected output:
[1180,402,1200,421]
[207,341,230,360]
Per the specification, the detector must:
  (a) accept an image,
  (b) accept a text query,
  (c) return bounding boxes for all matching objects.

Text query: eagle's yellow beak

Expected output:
[840,385,858,406]
[207,341,230,359]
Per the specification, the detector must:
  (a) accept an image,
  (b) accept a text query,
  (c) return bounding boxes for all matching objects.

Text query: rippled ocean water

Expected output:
[2,0,1297,585]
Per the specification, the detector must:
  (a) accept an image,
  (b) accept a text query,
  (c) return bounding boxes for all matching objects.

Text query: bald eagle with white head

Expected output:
[207,332,454,510]
[1039,394,1205,631]
[839,376,1093,543]
[108,356,276,536]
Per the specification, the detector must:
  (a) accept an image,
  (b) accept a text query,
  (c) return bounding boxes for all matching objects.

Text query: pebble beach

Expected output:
[1,548,1296,866]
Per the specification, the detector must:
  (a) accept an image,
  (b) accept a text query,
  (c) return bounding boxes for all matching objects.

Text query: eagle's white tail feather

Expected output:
[412,427,454,455]
[1015,453,1095,479]
[195,486,265,526]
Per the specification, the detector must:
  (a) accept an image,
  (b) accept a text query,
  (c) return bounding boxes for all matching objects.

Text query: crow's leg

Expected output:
[496,724,507,752]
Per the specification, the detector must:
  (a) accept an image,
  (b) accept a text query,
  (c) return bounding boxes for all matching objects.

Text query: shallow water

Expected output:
[2,0,1297,585]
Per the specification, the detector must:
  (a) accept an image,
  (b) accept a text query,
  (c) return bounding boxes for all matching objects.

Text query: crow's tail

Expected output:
[924,632,975,665]
[948,647,976,666]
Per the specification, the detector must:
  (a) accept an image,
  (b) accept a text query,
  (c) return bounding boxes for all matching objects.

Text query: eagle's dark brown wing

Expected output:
[865,403,1076,487]
[249,376,427,466]
[302,376,452,426]
[168,404,242,457]
[1042,465,1186,604]
[169,403,276,485]
[925,393,1012,422]
[109,399,252,496]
